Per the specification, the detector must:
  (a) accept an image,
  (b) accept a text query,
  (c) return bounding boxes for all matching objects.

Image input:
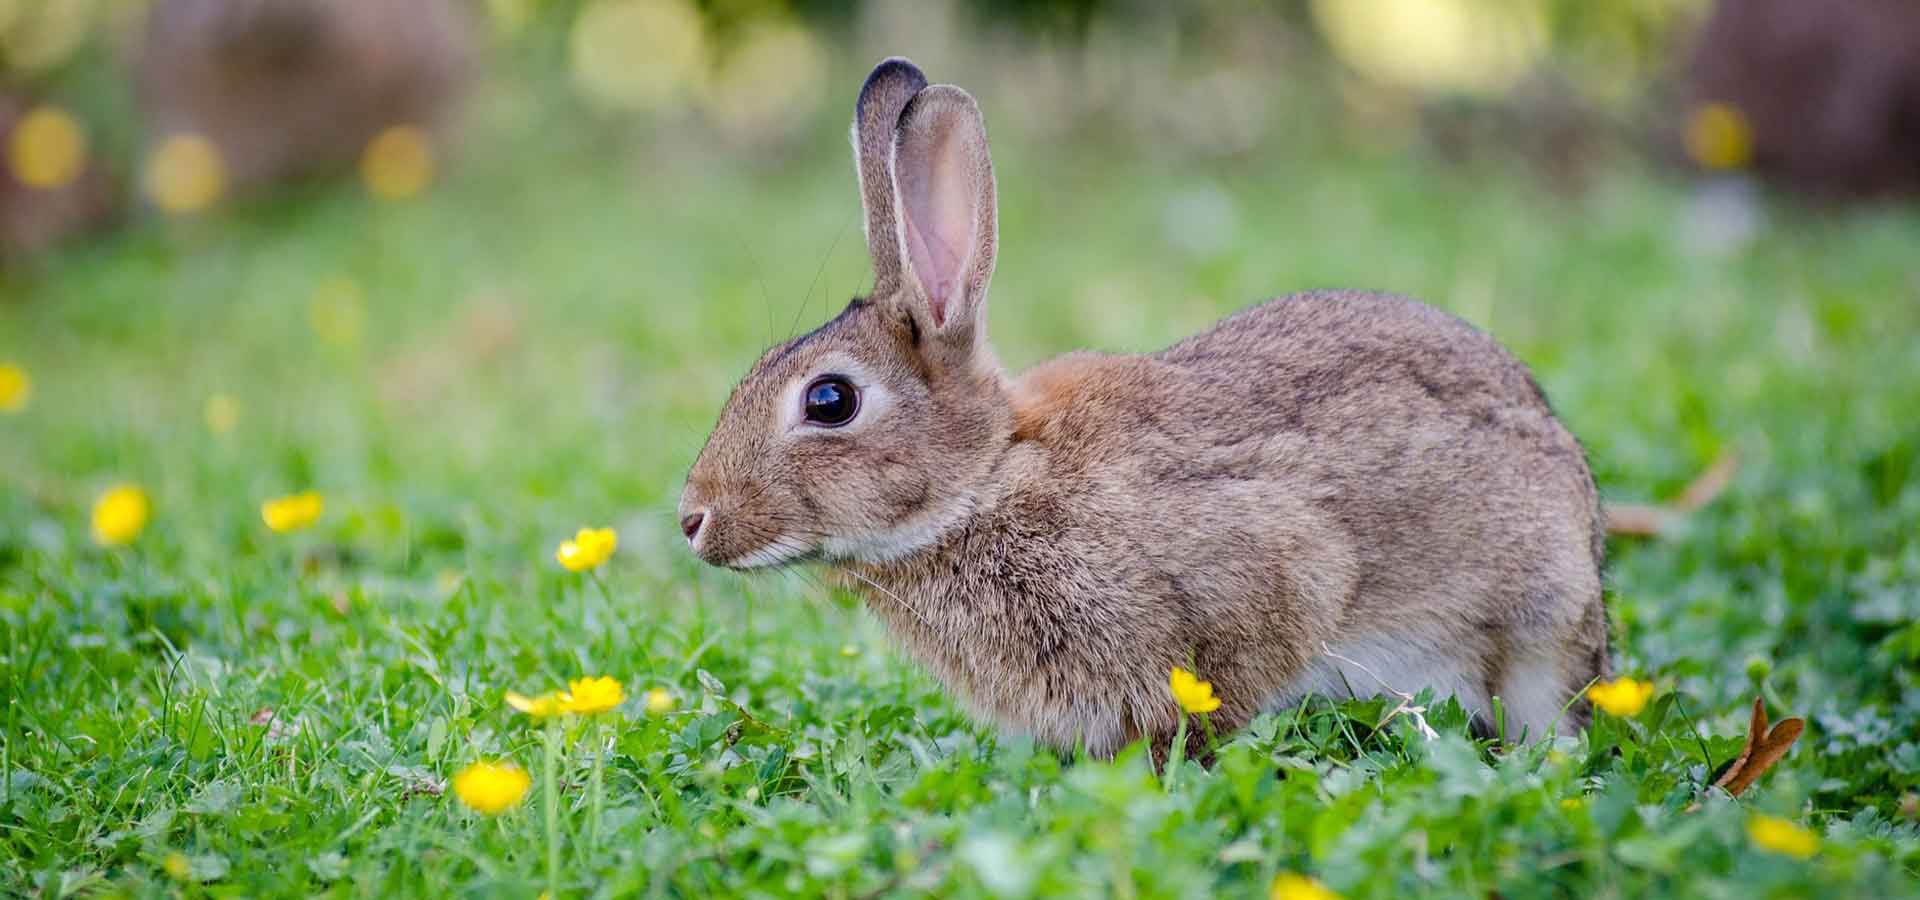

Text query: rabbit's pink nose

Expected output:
[680,511,706,541]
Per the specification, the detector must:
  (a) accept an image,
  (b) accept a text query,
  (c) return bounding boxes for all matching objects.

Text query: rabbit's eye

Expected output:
[803,376,860,427]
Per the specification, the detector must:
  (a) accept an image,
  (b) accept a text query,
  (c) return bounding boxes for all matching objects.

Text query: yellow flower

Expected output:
[7,106,87,189]
[1685,103,1753,171]
[452,761,530,815]
[204,393,240,435]
[561,676,625,714]
[1270,872,1341,900]
[162,851,192,880]
[1747,814,1818,860]
[644,687,676,715]
[92,484,151,547]
[144,134,226,215]
[261,491,324,533]
[506,690,565,718]
[1170,666,1221,714]
[1587,677,1656,717]
[0,362,30,413]
[555,526,617,571]
[361,125,436,201]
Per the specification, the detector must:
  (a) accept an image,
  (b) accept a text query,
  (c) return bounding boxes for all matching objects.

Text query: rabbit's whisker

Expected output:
[840,567,935,634]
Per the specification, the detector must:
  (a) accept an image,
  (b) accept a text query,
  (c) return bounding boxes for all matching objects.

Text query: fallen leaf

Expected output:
[1710,697,1804,797]
[1606,451,1738,537]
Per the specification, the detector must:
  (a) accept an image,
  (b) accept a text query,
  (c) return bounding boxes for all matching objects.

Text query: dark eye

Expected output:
[803,376,859,426]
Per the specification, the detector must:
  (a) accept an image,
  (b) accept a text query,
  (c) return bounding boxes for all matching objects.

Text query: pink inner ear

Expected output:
[898,123,974,328]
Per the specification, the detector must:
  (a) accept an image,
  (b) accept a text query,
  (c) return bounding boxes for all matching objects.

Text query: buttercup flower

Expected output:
[261,491,324,533]
[1270,872,1341,900]
[556,527,617,571]
[507,691,565,719]
[0,363,29,413]
[452,761,530,815]
[92,484,151,546]
[162,851,192,880]
[561,676,625,714]
[1747,814,1818,860]
[1170,666,1221,714]
[1587,677,1656,717]
[644,687,676,715]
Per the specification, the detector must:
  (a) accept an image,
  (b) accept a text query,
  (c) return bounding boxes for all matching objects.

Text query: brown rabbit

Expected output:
[1687,0,1920,198]
[135,0,472,192]
[679,58,1609,756]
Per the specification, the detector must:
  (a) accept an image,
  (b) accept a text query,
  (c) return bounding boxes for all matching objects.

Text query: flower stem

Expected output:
[543,716,561,897]
[1165,714,1188,790]
[589,571,616,617]
[587,717,606,854]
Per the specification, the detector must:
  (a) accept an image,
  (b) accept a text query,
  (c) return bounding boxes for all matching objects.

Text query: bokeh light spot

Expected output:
[204,393,241,435]
[7,106,88,189]
[309,277,367,348]
[1311,0,1547,97]
[569,0,706,112]
[144,134,226,215]
[700,22,827,145]
[1685,103,1753,171]
[361,125,437,202]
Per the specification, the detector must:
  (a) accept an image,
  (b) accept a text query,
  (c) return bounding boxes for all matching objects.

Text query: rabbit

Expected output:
[135,0,472,192]
[678,58,1609,757]
[1687,0,1920,198]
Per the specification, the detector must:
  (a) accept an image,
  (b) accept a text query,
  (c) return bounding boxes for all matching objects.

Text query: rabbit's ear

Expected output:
[890,84,997,341]
[852,58,928,297]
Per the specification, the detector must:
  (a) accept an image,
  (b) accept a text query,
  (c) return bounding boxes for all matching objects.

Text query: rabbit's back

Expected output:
[888,290,1608,749]
[1149,289,1608,727]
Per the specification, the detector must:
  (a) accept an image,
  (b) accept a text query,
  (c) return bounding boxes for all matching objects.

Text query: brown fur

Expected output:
[1689,0,1920,198]
[136,0,472,191]
[680,59,1608,756]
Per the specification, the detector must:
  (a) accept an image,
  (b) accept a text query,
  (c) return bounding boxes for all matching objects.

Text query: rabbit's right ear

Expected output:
[852,58,928,297]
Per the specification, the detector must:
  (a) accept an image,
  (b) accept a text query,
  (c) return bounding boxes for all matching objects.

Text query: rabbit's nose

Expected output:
[680,511,706,542]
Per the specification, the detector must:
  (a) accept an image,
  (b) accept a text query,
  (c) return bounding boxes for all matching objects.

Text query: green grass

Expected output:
[4,81,1920,898]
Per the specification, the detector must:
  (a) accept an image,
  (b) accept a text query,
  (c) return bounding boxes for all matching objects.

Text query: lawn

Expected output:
[3,67,1920,898]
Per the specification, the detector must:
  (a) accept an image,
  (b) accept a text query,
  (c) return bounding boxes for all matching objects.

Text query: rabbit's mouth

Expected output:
[678,503,821,570]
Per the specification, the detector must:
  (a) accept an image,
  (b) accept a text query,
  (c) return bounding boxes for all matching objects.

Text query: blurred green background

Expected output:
[3,1,1919,896]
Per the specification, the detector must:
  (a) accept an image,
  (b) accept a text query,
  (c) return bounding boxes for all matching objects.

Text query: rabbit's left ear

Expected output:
[889,84,997,346]
[852,58,927,299]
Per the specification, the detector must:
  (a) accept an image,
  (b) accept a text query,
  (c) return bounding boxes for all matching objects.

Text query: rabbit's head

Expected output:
[680,59,1008,569]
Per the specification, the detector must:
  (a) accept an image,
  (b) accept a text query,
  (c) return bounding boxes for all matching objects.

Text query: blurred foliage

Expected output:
[6,0,1711,103]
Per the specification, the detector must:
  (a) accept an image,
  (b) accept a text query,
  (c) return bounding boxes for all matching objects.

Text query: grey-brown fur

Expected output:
[137,0,472,191]
[680,58,1608,756]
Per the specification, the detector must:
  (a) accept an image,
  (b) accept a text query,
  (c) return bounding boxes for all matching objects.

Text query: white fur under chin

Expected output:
[819,493,975,564]
[721,538,813,570]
